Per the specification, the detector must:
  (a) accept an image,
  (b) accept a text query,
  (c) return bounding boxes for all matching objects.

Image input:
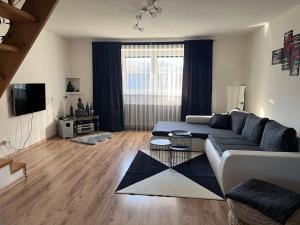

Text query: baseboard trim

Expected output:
[6,135,58,159]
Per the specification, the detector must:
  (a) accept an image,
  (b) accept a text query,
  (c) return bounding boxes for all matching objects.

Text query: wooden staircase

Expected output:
[0,158,26,192]
[0,0,59,191]
[0,0,60,97]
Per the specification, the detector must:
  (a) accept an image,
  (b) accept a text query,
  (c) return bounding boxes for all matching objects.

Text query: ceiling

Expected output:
[45,0,300,39]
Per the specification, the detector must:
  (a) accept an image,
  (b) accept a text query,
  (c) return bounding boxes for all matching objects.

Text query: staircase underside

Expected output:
[0,0,60,97]
[0,158,26,192]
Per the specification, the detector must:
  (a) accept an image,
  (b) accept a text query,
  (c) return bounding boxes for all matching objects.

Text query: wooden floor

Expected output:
[0,131,228,225]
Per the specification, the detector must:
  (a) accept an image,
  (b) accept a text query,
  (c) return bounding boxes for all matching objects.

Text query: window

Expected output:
[121,44,184,130]
[123,57,151,94]
[156,56,183,96]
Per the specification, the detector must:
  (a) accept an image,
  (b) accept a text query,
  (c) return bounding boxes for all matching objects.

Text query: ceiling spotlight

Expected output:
[133,24,138,30]
[150,11,157,17]
[148,0,155,5]
[133,22,144,32]
[133,0,162,32]
[136,14,142,20]
[155,7,162,14]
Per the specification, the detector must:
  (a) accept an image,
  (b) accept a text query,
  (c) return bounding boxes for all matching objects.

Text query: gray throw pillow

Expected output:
[242,113,269,144]
[230,111,248,134]
[208,113,231,130]
[260,120,297,152]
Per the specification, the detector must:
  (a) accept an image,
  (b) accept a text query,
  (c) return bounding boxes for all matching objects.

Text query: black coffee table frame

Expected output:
[150,130,192,167]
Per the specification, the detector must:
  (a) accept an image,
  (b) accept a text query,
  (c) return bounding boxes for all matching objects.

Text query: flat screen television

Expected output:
[12,83,46,116]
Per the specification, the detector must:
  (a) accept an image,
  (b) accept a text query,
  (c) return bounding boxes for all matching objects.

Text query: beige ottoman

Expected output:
[227,199,300,225]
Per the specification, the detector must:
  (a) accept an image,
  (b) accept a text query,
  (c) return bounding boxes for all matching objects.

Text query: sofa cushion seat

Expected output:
[208,135,261,156]
[152,121,239,139]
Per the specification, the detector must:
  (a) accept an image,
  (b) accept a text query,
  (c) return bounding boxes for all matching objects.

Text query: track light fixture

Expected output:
[133,0,162,32]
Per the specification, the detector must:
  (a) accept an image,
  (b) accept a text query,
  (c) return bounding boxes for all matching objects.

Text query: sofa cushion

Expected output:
[208,113,231,130]
[230,111,248,134]
[260,120,297,152]
[152,121,240,139]
[209,135,261,156]
[242,114,269,145]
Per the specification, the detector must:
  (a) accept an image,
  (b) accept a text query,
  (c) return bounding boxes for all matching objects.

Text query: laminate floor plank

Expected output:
[0,131,228,225]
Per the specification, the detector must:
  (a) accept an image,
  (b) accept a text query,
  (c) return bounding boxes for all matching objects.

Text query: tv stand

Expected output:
[73,115,99,137]
[58,115,100,138]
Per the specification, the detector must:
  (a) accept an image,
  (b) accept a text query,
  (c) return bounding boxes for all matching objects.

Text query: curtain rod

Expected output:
[121,39,215,45]
[121,41,184,45]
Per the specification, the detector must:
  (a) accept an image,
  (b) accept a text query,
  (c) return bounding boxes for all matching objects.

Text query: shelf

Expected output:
[65,78,80,93]
[0,43,20,52]
[65,92,81,95]
[0,2,37,23]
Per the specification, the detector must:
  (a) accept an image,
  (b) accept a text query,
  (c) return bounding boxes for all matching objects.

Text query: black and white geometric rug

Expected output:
[116,150,224,200]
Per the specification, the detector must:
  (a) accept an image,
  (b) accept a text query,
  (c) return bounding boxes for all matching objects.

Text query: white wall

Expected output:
[212,35,247,112]
[68,40,93,108]
[0,30,71,157]
[69,35,248,113]
[245,4,300,133]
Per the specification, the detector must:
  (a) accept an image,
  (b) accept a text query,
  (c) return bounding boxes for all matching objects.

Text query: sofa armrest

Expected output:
[186,115,212,124]
[219,150,300,194]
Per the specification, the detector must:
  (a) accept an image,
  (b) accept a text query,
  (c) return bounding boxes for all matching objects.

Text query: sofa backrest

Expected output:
[260,120,297,152]
[230,111,248,134]
[242,113,269,145]
[230,111,298,152]
[295,137,300,152]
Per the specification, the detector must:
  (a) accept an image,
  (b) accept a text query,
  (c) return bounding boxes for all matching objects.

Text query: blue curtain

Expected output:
[181,40,213,120]
[92,42,124,131]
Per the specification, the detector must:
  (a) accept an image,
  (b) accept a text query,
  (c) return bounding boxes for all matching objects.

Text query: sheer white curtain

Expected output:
[121,44,184,130]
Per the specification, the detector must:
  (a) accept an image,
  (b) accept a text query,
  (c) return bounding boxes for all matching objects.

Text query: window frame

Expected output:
[122,46,184,97]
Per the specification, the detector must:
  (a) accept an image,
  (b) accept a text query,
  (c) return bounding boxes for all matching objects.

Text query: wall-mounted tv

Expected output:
[12,83,46,116]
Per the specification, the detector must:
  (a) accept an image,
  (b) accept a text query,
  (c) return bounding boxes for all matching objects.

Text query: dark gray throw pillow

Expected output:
[242,113,269,144]
[230,111,248,134]
[260,120,297,152]
[208,113,231,130]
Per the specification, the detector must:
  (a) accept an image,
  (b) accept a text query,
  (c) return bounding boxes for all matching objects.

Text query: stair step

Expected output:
[0,159,13,169]
[11,162,26,173]
[0,43,20,52]
[0,2,37,23]
[0,0,59,98]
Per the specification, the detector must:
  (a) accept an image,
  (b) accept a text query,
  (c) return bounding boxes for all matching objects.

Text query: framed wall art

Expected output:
[282,30,293,70]
[271,48,283,65]
[290,33,300,76]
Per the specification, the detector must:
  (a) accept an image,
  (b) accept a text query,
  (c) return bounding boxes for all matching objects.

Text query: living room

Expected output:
[0,0,299,224]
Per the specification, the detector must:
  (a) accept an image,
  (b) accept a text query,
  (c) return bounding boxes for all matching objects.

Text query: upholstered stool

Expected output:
[227,199,300,225]
[226,179,300,225]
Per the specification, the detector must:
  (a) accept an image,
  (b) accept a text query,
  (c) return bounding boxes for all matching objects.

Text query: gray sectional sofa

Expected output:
[152,111,300,194]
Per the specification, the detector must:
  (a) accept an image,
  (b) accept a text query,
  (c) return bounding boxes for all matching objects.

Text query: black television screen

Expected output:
[12,83,46,116]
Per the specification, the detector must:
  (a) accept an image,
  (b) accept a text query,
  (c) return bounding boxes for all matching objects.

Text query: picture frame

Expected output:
[290,33,300,76]
[282,30,293,70]
[271,48,283,65]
